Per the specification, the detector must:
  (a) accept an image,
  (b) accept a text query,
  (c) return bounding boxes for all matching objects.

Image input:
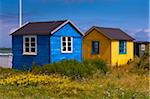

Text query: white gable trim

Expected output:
[10,22,29,35]
[51,20,84,36]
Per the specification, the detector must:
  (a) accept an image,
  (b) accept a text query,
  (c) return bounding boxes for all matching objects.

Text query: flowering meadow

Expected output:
[0,58,149,98]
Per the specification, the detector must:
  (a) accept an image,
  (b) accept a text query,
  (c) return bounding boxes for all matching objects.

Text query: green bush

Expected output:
[130,54,149,75]
[135,53,149,70]
[32,59,108,78]
[0,67,20,78]
[83,59,108,74]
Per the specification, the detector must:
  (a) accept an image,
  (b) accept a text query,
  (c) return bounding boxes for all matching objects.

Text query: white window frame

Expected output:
[23,35,37,55]
[61,36,73,53]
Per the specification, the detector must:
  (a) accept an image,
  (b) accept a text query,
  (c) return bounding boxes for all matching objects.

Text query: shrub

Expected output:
[32,64,43,74]
[127,59,133,65]
[31,59,108,78]
[32,60,98,78]
[83,59,108,74]
[130,54,149,75]
[135,53,149,70]
[0,67,20,78]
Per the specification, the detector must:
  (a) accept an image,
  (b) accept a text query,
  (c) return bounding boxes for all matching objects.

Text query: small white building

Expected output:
[0,48,12,68]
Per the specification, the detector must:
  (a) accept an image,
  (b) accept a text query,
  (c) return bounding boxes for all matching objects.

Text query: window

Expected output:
[141,44,145,51]
[23,36,37,55]
[61,36,73,53]
[119,40,126,54]
[92,41,99,54]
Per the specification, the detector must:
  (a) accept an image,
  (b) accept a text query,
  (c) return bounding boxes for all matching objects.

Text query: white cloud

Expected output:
[127,28,149,36]
[143,28,150,32]
[125,28,149,41]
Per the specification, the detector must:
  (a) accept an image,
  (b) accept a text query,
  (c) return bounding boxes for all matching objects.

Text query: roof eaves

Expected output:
[118,29,135,40]
[83,26,97,38]
[10,22,29,35]
[135,41,150,43]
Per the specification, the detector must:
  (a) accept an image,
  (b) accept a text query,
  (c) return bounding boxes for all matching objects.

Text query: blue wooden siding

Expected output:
[12,35,49,70]
[12,23,83,70]
[50,23,82,63]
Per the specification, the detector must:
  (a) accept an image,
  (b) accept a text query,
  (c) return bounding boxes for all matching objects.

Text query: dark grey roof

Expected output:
[135,41,150,44]
[11,20,67,35]
[85,26,135,41]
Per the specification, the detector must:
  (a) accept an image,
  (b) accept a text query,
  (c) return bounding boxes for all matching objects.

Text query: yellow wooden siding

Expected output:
[111,41,134,65]
[83,29,111,64]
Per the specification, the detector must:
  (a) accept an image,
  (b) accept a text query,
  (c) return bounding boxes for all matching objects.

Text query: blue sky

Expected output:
[0,0,149,47]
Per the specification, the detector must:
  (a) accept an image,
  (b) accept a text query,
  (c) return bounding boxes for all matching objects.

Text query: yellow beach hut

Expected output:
[83,26,135,66]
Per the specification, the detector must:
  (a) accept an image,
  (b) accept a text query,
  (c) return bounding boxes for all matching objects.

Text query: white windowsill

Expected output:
[23,53,37,55]
[61,51,73,54]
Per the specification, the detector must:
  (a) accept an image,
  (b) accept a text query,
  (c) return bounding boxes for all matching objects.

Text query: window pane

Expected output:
[25,48,29,52]
[31,48,35,52]
[31,37,35,42]
[25,38,29,42]
[25,43,29,47]
[63,42,66,46]
[119,41,126,53]
[62,37,66,41]
[94,48,98,53]
[63,47,66,51]
[92,41,99,54]
[68,37,71,41]
[68,42,71,46]
[31,43,35,46]
[94,42,98,48]
[68,47,71,51]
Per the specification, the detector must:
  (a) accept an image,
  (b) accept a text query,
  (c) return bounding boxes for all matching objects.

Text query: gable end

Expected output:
[51,20,84,36]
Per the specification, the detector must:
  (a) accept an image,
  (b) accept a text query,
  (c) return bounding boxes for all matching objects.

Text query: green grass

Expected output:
[0,83,148,99]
